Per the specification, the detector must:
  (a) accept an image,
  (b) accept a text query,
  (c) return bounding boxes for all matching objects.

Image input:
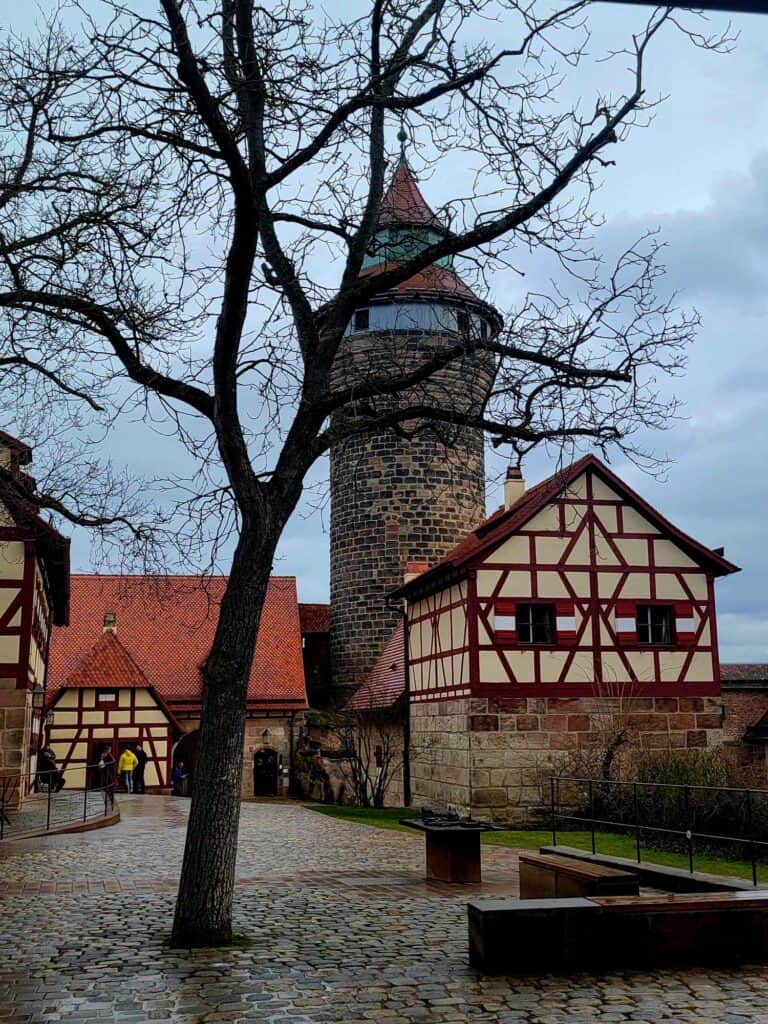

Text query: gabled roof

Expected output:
[393,454,740,600]
[64,629,149,689]
[347,623,405,710]
[299,602,330,634]
[378,161,445,231]
[48,574,308,710]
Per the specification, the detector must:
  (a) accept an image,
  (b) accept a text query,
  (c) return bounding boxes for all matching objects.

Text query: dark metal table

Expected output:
[401,818,499,883]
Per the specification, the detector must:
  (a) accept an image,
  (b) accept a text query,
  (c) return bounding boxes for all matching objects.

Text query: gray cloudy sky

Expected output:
[11,2,768,664]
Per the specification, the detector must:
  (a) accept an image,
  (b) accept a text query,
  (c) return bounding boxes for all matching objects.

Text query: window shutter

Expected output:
[675,602,696,647]
[555,600,577,646]
[493,599,517,644]
[615,600,637,646]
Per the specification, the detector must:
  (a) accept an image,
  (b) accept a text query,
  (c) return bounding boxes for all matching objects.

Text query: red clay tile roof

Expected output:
[378,161,445,230]
[0,430,32,465]
[299,603,330,634]
[64,630,149,689]
[347,623,405,710]
[721,664,768,682]
[360,260,481,303]
[48,575,307,709]
[393,454,740,600]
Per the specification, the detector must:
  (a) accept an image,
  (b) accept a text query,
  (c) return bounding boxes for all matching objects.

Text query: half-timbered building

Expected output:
[46,574,308,796]
[389,455,740,822]
[0,431,69,791]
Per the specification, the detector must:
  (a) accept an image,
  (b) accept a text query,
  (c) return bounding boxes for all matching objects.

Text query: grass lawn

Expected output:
[305,803,768,883]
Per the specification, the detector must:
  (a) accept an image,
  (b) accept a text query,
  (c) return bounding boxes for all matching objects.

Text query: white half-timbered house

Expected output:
[387,455,740,822]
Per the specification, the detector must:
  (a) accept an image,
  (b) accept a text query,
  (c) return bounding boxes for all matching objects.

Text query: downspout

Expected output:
[387,595,411,807]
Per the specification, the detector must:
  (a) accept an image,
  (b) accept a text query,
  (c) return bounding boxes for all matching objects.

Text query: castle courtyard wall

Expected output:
[410,694,725,825]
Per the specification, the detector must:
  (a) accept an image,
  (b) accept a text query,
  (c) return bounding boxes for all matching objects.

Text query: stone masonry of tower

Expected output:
[329,161,502,695]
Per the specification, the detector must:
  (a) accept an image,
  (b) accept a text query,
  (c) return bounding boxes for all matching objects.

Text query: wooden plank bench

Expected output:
[519,851,639,899]
[468,890,768,973]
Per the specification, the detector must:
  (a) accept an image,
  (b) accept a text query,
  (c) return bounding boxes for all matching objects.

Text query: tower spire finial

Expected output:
[397,118,408,163]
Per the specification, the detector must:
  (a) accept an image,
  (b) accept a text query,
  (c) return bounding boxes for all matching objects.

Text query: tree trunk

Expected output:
[171,524,277,947]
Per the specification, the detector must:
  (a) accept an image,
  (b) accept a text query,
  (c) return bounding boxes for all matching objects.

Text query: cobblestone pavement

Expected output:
[2,797,768,1023]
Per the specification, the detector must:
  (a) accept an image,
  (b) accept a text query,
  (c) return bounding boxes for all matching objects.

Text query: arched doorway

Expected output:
[173,730,199,793]
[253,747,279,796]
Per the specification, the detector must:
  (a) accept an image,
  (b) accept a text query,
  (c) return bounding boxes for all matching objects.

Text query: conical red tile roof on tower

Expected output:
[360,159,491,305]
[377,160,446,230]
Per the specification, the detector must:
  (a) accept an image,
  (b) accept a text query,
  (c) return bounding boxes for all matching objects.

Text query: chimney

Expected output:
[504,465,525,510]
[103,611,117,633]
[404,560,429,584]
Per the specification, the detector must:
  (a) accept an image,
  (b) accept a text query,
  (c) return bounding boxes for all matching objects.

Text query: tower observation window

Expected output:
[354,308,370,331]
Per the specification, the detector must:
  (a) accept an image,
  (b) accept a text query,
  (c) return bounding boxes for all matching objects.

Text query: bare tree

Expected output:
[326,704,408,809]
[0,1,731,944]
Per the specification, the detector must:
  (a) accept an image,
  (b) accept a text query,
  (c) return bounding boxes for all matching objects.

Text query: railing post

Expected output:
[83,772,88,822]
[0,778,6,840]
[633,783,641,863]
[589,779,596,855]
[684,785,694,874]
[550,776,557,846]
[747,789,757,887]
[46,773,52,831]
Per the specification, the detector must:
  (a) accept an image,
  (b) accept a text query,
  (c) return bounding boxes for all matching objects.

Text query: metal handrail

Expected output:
[0,761,116,841]
[550,774,768,886]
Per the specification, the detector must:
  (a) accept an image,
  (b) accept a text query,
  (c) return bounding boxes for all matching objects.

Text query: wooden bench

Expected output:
[519,851,639,899]
[468,890,768,973]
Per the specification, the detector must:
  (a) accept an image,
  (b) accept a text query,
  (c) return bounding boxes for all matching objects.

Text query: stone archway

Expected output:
[173,729,199,789]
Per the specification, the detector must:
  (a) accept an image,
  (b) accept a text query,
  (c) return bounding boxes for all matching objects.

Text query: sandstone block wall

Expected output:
[410,695,726,826]
[329,330,494,694]
[241,717,292,800]
[0,680,33,808]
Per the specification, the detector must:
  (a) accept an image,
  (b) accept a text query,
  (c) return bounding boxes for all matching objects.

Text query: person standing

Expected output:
[117,746,138,793]
[133,744,148,794]
[98,747,116,790]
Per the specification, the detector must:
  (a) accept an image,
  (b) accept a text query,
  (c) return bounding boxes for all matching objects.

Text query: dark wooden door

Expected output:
[253,747,279,796]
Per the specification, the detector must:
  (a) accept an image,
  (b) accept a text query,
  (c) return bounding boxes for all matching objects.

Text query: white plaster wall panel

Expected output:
[654,539,697,568]
[565,654,596,683]
[538,650,568,684]
[620,573,653,600]
[593,530,620,566]
[498,571,532,599]
[566,572,591,598]
[685,652,715,683]
[659,652,688,681]
[482,535,530,567]
[534,537,570,565]
[51,710,78,726]
[590,476,621,502]
[594,505,618,533]
[503,649,535,682]
[0,636,20,662]
[0,541,24,578]
[521,505,560,532]
[478,651,510,684]
[614,538,650,565]
[118,690,130,708]
[534,571,571,599]
[567,473,589,499]
[476,569,503,598]
[622,507,660,534]
[600,653,633,685]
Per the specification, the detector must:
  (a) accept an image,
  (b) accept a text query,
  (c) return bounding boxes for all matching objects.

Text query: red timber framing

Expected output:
[48,686,177,788]
[397,457,739,701]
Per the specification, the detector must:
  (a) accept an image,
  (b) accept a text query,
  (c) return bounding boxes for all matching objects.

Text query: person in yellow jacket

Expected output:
[117,746,139,794]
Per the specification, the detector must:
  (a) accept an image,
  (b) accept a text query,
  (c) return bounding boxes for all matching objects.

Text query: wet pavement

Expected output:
[1,797,768,1022]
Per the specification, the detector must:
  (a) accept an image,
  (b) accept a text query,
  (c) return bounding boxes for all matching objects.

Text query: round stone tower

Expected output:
[329,158,502,696]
